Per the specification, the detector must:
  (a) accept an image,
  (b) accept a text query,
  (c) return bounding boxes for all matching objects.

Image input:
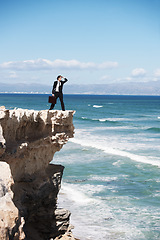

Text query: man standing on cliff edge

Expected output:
[49,75,68,111]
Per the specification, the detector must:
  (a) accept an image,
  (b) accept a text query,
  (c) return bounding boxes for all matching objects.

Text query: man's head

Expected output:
[57,75,62,81]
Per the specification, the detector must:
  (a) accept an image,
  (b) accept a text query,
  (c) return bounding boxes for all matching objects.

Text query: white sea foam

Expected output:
[69,138,160,167]
[94,126,137,130]
[58,182,146,240]
[62,183,107,201]
[93,105,103,108]
[60,183,93,205]
[99,118,108,122]
[98,117,131,122]
[89,176,118,182]
[81,117,87,119]
[80,116,133,123]
[107,117,131,121]
[112,160,122,166]
[99,118,119,122]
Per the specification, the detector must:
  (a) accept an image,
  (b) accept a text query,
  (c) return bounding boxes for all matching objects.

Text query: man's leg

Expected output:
[59,93,65,111]
[49,103,55,110]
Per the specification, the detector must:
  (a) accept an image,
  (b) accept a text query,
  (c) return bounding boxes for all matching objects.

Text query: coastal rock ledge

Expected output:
[0,109,77,240]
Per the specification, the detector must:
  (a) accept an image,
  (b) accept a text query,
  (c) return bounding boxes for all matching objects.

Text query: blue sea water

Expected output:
[0,94,160,240]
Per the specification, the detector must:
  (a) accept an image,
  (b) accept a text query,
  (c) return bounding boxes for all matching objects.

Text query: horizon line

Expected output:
[0,92,160,97]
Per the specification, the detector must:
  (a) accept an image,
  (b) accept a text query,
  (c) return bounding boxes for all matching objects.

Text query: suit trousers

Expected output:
[49,92,65,111]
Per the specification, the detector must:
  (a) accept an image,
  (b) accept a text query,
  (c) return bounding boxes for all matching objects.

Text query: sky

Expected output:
[0,0,160,87]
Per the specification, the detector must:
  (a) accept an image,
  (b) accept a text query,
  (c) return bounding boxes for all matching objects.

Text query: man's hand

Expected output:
[52,94,54,96]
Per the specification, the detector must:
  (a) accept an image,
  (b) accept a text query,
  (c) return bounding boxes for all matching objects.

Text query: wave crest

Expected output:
[93,105,103,108]
[69,138,160,167]
[146,127,160,133]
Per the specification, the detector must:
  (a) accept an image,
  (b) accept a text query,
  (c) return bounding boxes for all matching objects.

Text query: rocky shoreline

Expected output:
[0,108,77,240]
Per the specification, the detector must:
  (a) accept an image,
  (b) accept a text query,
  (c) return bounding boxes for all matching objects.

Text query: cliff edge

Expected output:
[0,109,76,240]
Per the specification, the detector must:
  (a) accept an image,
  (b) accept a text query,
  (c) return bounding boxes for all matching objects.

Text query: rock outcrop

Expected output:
[0,109,75,240]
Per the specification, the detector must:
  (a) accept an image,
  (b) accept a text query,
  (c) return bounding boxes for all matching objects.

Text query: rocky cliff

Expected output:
[0,109,76,240]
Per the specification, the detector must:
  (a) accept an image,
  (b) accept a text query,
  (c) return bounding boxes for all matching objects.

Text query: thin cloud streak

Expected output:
[0,59,118,71]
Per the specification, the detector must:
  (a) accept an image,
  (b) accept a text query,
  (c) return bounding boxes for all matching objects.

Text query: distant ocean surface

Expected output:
[1,94,160,240]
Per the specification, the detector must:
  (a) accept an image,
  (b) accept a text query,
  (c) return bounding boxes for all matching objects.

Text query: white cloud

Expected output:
[154,69,160,77]
[101,75,110,80]
[0,58,118,71]
[9,71,18,79]
[131,68,146,77]
[125,77,132,81]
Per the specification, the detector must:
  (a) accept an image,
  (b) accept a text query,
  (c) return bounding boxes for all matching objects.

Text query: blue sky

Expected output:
[0,0,160,86]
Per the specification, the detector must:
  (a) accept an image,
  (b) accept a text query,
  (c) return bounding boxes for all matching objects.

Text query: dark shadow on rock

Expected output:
[11,164,69,240]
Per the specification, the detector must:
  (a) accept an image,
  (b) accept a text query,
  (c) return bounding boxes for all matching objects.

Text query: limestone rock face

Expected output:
[0,109,75,240]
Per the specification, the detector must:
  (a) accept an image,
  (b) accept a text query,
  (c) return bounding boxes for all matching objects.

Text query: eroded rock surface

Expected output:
[0,109,75,240]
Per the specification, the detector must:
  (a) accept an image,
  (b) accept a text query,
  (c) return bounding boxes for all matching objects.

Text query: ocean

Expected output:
[0,94,160,240]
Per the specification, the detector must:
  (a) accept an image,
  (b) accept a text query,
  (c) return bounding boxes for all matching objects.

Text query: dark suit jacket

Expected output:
[52,78,68,94]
